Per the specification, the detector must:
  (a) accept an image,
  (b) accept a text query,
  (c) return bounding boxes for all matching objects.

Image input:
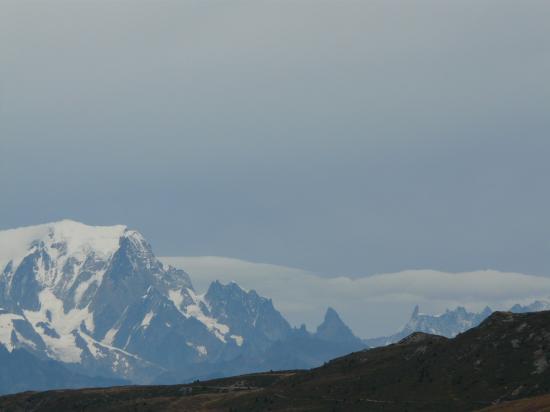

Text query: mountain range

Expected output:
[0,220,364,394]
[364,300,550,347]
[1,220,549,396]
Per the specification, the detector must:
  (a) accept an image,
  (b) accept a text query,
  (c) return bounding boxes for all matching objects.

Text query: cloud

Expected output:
[161,256,550,338]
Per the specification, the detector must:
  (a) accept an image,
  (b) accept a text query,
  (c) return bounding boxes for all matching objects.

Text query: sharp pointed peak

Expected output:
[325,306,339,316]
[316,307,360,344]
[319,307,349,328]
[481,306,493,315]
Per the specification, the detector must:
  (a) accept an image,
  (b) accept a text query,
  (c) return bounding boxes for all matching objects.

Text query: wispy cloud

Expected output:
[162,256,550,338]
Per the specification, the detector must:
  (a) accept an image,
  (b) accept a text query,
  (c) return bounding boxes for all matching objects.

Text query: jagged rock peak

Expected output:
[315,307,361,345]
[204,279,291,342]
[323,307,342,322]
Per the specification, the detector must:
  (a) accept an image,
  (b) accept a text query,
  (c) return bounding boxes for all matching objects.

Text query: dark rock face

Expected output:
[6,250,44,311]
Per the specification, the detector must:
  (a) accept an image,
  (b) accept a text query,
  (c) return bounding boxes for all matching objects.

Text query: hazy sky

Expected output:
[1,0,550,277]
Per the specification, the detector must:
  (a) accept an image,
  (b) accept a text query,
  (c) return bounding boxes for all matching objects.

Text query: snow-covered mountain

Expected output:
[0,220,362,388]
[364,300,550,347]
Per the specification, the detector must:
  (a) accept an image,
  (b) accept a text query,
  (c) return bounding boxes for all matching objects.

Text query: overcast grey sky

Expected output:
[1,0,550,277]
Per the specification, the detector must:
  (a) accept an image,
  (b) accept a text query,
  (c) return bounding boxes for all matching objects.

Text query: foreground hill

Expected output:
[479,394,550,411]
[2,310,550,411]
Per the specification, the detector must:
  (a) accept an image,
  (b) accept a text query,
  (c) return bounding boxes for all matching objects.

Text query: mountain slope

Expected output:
[0,346,124,396]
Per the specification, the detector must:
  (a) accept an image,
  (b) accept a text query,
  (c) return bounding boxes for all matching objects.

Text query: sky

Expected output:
[1,1,550,282]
